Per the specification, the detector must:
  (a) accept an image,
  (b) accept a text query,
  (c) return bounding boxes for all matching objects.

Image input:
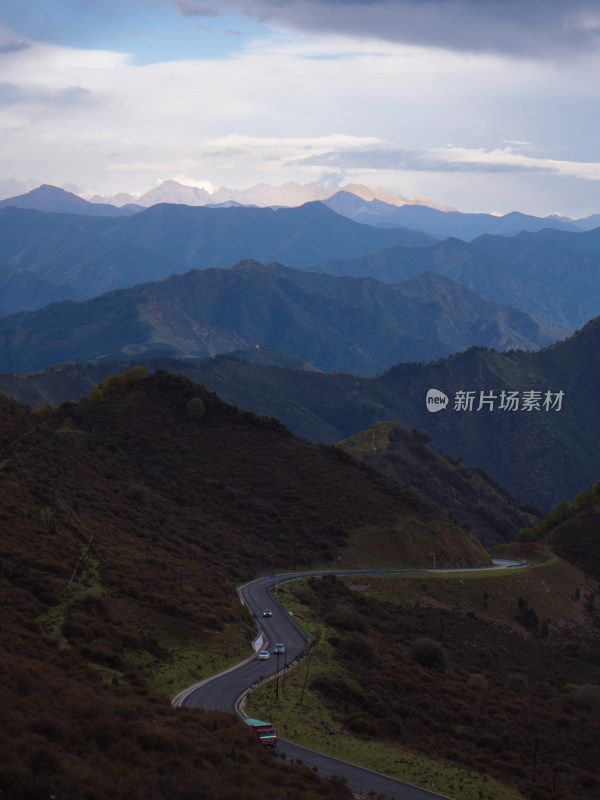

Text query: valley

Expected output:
[1,183,599,800]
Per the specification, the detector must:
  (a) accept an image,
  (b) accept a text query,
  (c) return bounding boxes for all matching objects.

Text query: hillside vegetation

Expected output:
[0,369,491,797]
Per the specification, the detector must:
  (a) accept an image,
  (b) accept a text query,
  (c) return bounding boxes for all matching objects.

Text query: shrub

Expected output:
[334,632,376,667]
[468,673,488,692]
[506,673,528,692]
[124,483,149,505]
[186,397,206,418]
[89,366,149,403]
[570,684,600,710]
[324,604,367,633]
[410,637,448,670]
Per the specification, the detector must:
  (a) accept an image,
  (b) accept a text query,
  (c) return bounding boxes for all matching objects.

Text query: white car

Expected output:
[273,643,285,654]
[257,650,270,660]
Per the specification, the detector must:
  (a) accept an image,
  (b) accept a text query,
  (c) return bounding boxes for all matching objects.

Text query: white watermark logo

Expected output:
[426,388,564,413]
[426,388,449,412]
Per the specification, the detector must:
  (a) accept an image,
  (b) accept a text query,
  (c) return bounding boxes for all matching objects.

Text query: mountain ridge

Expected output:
[312,230,600,329]
[0,312,596,510]
[322,189,581,239]
[0,260,568,375]
[0,183,141,217]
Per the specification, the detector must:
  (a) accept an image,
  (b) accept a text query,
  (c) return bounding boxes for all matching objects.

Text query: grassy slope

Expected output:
[247,544,600,800]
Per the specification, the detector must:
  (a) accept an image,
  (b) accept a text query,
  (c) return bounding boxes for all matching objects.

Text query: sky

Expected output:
[1,0,600,216]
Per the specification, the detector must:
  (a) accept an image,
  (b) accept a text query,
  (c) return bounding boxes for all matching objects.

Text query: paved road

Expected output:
[173,562,525,799]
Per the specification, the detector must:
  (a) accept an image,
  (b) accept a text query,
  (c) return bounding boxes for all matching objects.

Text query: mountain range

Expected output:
[322,189,584,238]
[87,178,454,211]
[1,186,599,332]
[0,199,435,315]
[165,317,598,512]
[8,306,590,512]
[2,178,600,800]
[0,260,567,376]
[182,316,598,512]
[0,183,141,217]
[313,228,600,330]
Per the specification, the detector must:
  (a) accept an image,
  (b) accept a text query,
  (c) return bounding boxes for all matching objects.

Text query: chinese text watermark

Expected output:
[426,389,564,413]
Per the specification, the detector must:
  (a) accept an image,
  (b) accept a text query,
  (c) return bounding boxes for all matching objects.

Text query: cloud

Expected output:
[174,2,220,17]
[0,81,91,106]
[0,40,30,54]
[317,170,346,191]
[288,144,600,181]
[212,0,600,58]
[0,177,30,200]
[129,30,156,39]
[0,15,598,215]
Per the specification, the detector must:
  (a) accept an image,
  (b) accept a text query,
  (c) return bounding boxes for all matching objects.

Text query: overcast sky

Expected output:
[1,0,600,215]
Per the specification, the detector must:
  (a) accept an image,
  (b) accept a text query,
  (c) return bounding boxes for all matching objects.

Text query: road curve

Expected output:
[173,561,526,799]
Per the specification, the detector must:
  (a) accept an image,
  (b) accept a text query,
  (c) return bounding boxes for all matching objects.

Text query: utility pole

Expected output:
[299,646,313,706]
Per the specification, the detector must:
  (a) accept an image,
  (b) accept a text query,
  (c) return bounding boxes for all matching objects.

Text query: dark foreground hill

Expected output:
[0,360,541,546]
[0,260,566,375]
[0,370,493,798]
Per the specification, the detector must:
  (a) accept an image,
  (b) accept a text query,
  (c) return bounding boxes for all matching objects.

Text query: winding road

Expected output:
[173,560,525,799]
